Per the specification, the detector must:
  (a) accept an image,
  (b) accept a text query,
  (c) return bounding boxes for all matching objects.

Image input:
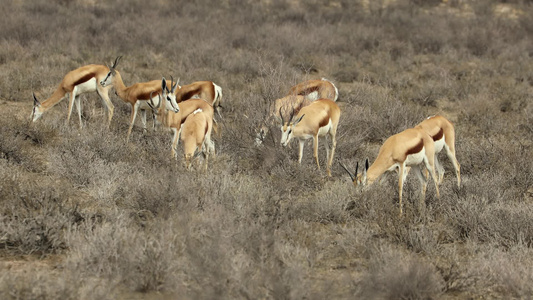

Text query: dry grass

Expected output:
[0,0,532,298]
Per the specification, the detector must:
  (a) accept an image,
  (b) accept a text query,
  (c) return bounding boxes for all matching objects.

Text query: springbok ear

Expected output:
[32,93,41,107]
[363,158,369,179]
[161,77,168,93]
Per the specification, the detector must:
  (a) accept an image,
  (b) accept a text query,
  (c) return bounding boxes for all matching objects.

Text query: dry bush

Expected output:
[65,216,181,294]
[344,82,424,143]
[458,244,533,298]
[0,159,79,255]
[441,186,533,247]
[0,267,106,300]
[0,116,55,172]
[358,245,444,299]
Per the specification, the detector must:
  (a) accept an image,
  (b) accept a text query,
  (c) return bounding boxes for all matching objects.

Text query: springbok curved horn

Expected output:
[170,76,174,92]
[288,108,296,123]
[32,92,41,106]
[148,91,162,109]
[155,91,162,109]
[279,107,284,124]
[171,76,180,93]
[111,56,122,69]
[339,162,356,182]
[147,91,156,110]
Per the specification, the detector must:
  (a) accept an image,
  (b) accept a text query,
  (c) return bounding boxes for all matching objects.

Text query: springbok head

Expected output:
[31,92,43,122]
[100,56,122,87]
[279,107,304,147]
[161,76,180,113]
[340,159,369,188]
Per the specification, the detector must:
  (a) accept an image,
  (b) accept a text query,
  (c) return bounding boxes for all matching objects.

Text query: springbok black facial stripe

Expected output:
[102,72,112,84]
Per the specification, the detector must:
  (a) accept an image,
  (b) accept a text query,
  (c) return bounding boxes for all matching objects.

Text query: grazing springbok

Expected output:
[99,56,180,141]
[415,115,461,187]
[287,78,339,102]
[278,99,340,176]
[148,87,215,161]
[256,79,337,147]
[32,61,117,128]
[255,95,312,147]
[180,108,214,170]
[340,127,440,215]
[174,81,223,119]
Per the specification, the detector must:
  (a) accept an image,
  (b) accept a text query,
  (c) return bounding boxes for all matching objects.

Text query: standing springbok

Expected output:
[32,61,117,128]
[415,115,461,187]
[287,78,339,102]
[278,99,340,176]
[340,127,440,215]
[149,87,215,161]
[99,56,180,141]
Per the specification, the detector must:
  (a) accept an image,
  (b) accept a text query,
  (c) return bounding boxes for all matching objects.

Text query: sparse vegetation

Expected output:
[0,0,532,299]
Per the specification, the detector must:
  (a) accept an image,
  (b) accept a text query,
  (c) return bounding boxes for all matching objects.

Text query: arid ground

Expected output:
[0,0,532,299]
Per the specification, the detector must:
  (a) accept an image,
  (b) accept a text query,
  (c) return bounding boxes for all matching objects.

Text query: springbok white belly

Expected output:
[433,135,445,154]
[405,147,426,166]
[75,78,97,94]
[317,118,332,137]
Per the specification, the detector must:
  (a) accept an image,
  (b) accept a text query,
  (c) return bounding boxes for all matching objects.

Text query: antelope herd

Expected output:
[31,57,461,215]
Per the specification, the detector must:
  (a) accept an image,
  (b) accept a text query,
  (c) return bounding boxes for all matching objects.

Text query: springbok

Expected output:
[148,88,215,161]
[255,95,312,146]
[256,79,337,147]
[180,108,214,170]
[32,61,117,128]
[278,98,340,176]
[341,127,440,215]
[415,115,461,187]
[99,56,180,141]
[287,78,339,102]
